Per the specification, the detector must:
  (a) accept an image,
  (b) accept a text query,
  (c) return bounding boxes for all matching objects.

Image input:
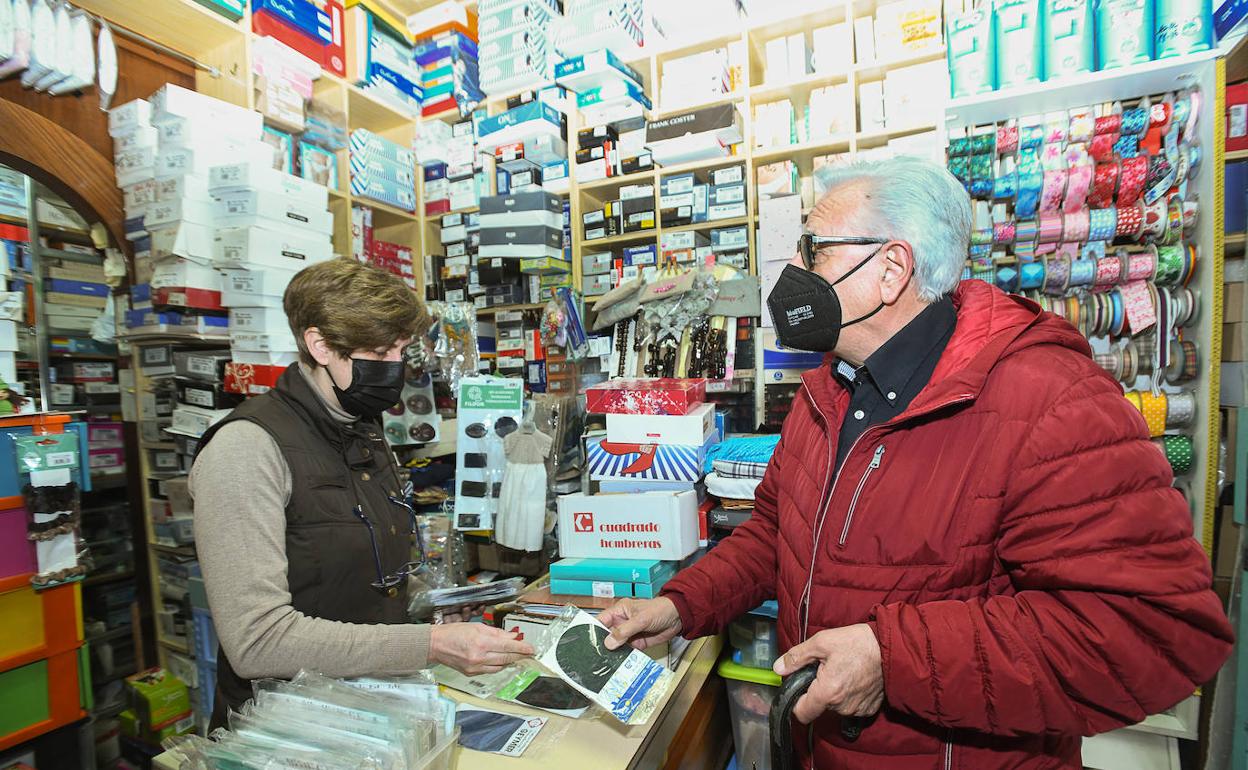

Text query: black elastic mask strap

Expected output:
[841,302,885,328]
[829,244,885,287]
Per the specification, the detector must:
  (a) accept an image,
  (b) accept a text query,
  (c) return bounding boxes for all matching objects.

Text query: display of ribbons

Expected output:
[1154,435,1194,475]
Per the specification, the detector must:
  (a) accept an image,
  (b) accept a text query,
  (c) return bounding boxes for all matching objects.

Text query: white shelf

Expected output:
[945,49,1219,126]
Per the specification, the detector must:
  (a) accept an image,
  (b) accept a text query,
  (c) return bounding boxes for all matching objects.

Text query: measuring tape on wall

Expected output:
[1205,58,1227,560]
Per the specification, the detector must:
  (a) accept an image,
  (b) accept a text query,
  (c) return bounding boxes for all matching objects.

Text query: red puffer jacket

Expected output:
[662,280,1233,769]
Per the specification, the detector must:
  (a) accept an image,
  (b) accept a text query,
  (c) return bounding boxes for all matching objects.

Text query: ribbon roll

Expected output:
[1141,199,1168,240]
[1121,106,1149,136]
[1043,255,1071,294]
[1038,213,1064,243]
[1163,197,1184,246]
[993,221,1016,244]
[995,266,1021,292]
[971,153,994,180]
[1088,208,1119,241]
[1069,112,1095,143]
[1094,350,1122,380]
[994,172,1018,199]
[1130,390,1169,437]
[1126,244,1157,281]
[1116,203,1144,239]
[971,228,994,245]
[1063,207,1091,242]
[971,133,996,155]
[1167,391,1197,428]
[1109,289,1127,335]
[1088,162,1120,209]
[1063,163,1094,213]
[1121,339,1138,378]
[1181,286,1198,327]
[1181,339,1199,380]
[1155,245,1184,285]
[1019,261,1046,290]
[1113,134,1140,159]
[1095,255,1125,287]
[969,180,993,198]
[1068,258,1097,288]
[1090,133,1118,163]
[1015,218,1039,245]
[1182,200,1199,233]
[1040,168,1067,213]
[1173,96,1191,130]
[1116,156,1149,207]
[997,125,1019,155]
[1144,154,1175,205]
[1150,101,1173,131]
[1095,114,1122,135]
[1154,435,1194,475]
[949,136,973,157]
[1181,244,1198,286]
[1020,124,1045,151]
[948,156,972,183]
[1016,169,1044,218]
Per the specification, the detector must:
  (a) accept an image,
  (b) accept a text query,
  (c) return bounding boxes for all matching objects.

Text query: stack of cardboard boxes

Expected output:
[345,2,422,116]
[251,0,347,78]
[409,2,483,117]
[119,669,194,756]
[478,190,568,306]
[350,128,418,212]
[477,0,561,96]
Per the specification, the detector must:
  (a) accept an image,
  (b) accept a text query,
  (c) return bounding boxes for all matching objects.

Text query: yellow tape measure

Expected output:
[1205,58,1227,559]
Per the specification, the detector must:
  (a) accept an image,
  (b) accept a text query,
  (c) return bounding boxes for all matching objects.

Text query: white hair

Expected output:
[813,156,971,302]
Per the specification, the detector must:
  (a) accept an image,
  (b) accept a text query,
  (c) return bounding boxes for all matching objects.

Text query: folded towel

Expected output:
[712,459,769,480]
[705,471,762,501]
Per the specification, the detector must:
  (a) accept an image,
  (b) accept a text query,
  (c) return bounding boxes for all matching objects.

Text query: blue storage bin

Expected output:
[192,607,218,665]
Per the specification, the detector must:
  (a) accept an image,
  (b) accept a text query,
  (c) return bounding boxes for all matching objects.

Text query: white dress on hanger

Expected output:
[495,427,552,552]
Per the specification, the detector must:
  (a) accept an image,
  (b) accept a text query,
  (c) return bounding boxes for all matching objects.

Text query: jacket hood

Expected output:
[802,279,1093,412]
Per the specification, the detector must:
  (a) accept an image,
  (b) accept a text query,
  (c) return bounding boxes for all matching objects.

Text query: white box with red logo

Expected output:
[556,490,700,561]
[604,402,716,445]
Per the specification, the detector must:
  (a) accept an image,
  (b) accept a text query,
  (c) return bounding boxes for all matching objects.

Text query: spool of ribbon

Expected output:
[1121,341,1138,379]
[1063,163,1094,213]
[1019,261,1045,290]
[1155,245,1184,285]
[1144,154,1175,205]
[1088,208,1118,241]
[1150,101,1173,132]
[1094,350,1123,380]
[1020,124,1044,151]
[1182,200,1199,234]
[1037,213,1064,244]
[1095,255,1124,288]
[1165,339,1199,383]
[1113,134,1140,159]
[1068,258,1096,288]
[1172,96,1191,131]
[1129,390,1169,437]
[971,133,996,155]
[1015,219,1039,245]
[1088,162,1120,209]
[948,156,971,183]
[1090,133,1118,163]
[1154,435,1194,475]
[1181,286,1198,326]
[1116,156,1149,207]
[1016,169,1044,218]
[1116,203,1144,239]
[1069,112,1095,143]
[1141,199,1168,240]
[1167,391,1197,428]
[1040,168,1067,213]
[948,136,973,157]
[995,266,1021,293]
[997,125,1019,155]
[994,172,1018,200]
[1109,289,1127,336]
[1126,244,1157,282]
[1043,255,1071,294]
[1121,106,1149,136]
[1094,114,1122,135]
[970,180,993,198]
[1063,207,1091,242]
[1163,197,1184,246]
[993,221,1016,244]
[971,228,994,245]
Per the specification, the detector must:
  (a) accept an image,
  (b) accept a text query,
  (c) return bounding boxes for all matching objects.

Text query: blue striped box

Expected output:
[586,431,718,482]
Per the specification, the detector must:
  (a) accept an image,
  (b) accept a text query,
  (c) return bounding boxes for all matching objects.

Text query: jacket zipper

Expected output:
[837,445,885,547]
[944,729,954,770]
[795,386,975,641]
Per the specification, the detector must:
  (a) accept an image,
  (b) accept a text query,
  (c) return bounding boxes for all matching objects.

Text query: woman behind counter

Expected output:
[191,258,532,728]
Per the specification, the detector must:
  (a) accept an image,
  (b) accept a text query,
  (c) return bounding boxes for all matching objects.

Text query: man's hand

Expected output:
[773,624,884,725]
[429,622,534,676]
[600,597,683,651]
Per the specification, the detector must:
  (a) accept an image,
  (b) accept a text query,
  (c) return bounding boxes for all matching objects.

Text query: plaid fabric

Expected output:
[712,459,768,480]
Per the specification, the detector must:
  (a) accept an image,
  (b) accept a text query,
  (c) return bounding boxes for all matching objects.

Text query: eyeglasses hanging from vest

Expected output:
[352,495,428,591]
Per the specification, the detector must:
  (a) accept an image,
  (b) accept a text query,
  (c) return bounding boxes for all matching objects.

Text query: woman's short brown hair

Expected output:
[284,258,427,365]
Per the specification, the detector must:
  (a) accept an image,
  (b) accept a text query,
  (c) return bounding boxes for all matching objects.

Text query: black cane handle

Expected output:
[770,664,868,770]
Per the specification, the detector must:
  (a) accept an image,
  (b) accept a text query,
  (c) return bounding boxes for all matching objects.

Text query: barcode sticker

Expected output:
[591,581,615,598]
[46,452,75,468]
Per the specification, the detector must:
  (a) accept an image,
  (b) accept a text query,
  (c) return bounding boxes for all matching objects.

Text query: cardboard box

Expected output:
[1225,323,1247,362]
[214,191,333,235]
[557,490,701,560]
[213,226,333,271]
[586,430,718,483]
[606,401,716,444]
[170,405,232,436]
[125,668,193,731]
[551,557,677,584]
[549,576,669,599]
[174,351,232,382]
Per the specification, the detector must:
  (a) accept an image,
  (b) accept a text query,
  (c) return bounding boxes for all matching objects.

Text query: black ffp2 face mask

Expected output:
[766,249,885,352]
[330,358,405,418]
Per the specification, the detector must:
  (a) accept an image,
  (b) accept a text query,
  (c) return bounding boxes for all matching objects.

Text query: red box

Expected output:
[1230,83,1248,152]
[584,378,707,416]
[251,1,346,78]
[224,363,284,396]
[422,97,459,117]
[152,286,224,313]
[88,447,125,471]
[425,199,451,216]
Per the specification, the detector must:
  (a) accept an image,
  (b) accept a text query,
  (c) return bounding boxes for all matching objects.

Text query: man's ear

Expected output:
[303,327,332,367]
[879,241,916,305]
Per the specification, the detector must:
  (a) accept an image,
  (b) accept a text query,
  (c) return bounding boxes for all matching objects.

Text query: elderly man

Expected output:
[602,156,1233,768]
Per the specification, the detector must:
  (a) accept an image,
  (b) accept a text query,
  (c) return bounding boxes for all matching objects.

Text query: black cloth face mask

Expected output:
[330,358,405,418]
[766,247,885,352]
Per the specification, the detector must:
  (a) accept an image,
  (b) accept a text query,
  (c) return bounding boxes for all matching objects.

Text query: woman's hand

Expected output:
[429,623,534,676]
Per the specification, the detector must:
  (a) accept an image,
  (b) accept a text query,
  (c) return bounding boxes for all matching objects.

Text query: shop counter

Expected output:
[153,634,730,770]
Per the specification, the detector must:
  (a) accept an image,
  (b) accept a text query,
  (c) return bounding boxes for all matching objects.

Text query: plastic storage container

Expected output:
[718,659,781,770]
[728,615,779,669]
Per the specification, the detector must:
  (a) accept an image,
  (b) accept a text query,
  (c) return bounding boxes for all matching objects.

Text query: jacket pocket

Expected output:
[836,444,885,548]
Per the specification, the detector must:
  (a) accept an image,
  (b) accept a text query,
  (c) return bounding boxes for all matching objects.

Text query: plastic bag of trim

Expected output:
[225,707,406,770]
[162,732,385,770]
[531,606,674,725]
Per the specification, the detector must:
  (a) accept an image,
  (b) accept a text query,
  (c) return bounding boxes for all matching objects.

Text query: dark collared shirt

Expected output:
[833,297,957,470]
